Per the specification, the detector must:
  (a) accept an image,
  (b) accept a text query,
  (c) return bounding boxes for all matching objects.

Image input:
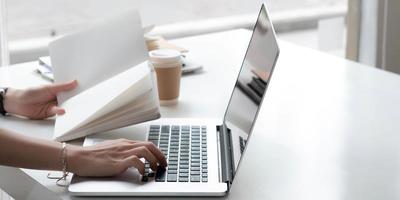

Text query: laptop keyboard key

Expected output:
[190,176,200,182]
[180,165,189,169]
[180,152,189,156]
[167,174,177,182]
[169,157,178,161]
[159,140,169,144]
[168,169,177,174]
[180,157,189,161]
[191,167,200,171]
[190,171,200,175]
[191,163,200,167]
[170,142,179,146]
[168,165,178,170]
[161,125,170,133]
[169,161,178,166]
[179,177,189,182]
[191,147,200,151]
[170,150,179,154]
[180,160,189,165]
[148,135,159,140]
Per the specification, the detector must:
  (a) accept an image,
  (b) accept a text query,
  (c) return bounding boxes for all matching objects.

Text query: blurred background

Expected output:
[1,0,399,72]
[5,0,346,40]
[0,0,347,63]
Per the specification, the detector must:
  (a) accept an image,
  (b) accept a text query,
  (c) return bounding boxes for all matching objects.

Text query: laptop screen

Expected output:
[223,4,279,175]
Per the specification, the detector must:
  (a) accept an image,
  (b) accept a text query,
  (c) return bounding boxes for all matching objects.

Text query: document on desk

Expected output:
[49,10,160,142]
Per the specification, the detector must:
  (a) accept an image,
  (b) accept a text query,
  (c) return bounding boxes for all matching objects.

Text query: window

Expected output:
[1,0,348,64]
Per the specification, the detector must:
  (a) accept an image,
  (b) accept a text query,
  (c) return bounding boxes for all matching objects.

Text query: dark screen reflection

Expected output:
[223,5,279,173]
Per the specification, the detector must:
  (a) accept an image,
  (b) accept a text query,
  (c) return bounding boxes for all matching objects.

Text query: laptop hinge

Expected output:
[217,123,235,188]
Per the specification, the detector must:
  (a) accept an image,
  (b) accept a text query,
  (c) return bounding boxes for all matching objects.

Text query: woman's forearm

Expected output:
[0,81,167,177]
[0,128,64,171]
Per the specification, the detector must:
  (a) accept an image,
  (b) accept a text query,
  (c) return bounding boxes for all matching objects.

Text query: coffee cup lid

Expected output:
[149,49,182,64]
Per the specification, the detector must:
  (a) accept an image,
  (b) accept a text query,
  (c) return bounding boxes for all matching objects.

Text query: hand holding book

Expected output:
[49,10,160,141]
[3,80,77,119]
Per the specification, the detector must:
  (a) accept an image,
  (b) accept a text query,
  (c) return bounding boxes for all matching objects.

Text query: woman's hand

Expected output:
[67,139,167,177]
[4,80,77,119]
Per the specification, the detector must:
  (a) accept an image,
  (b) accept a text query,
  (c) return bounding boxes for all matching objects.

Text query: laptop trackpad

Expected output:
[70,167,144,186]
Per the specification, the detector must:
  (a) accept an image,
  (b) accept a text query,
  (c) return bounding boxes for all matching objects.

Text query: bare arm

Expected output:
[0,128,64,171]
[0,128,167,176]
[0,81,167,177]
[0,81,77,170]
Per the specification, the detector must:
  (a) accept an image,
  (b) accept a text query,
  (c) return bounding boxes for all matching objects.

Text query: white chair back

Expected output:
[0,0,9,66]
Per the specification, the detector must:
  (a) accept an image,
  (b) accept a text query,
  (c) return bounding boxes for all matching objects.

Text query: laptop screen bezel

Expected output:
[222,3,280,176]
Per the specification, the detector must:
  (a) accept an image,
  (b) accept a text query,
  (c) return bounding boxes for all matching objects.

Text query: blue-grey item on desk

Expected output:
[36,56,203,82]
[181,55,203,74]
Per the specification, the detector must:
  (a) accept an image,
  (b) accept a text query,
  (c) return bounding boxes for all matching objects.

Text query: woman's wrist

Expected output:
[3,88,20,115]
[66,144,85,174]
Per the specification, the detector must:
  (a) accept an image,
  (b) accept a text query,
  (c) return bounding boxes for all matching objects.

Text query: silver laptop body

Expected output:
[69,4,279,196]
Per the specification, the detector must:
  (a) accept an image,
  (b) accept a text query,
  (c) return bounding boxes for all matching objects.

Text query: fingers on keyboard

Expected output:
[143,125,208,183]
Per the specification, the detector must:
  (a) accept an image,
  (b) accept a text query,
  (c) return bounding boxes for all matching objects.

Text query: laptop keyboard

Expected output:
[142,125,208,183]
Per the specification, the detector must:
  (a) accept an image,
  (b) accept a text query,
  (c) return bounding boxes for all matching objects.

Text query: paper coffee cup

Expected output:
[149,49,182,106]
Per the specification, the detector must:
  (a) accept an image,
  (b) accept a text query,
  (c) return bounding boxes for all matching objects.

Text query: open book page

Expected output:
[60,91,160,141]
[49,10,148,104]
[53,61,155,141]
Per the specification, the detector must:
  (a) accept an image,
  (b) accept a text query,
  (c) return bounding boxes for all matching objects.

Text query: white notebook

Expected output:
[49,10,160,142]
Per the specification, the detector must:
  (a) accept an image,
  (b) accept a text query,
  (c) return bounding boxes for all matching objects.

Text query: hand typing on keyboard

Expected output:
[67,138,167,177]
[141,125,209,183]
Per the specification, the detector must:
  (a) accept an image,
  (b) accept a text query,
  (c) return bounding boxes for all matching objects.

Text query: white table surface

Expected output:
[1,29,400,200]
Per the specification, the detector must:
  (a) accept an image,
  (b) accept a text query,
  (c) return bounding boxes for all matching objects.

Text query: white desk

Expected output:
[2,29,400,200]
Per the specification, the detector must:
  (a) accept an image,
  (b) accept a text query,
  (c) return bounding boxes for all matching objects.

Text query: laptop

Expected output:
[69,4,279,196]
